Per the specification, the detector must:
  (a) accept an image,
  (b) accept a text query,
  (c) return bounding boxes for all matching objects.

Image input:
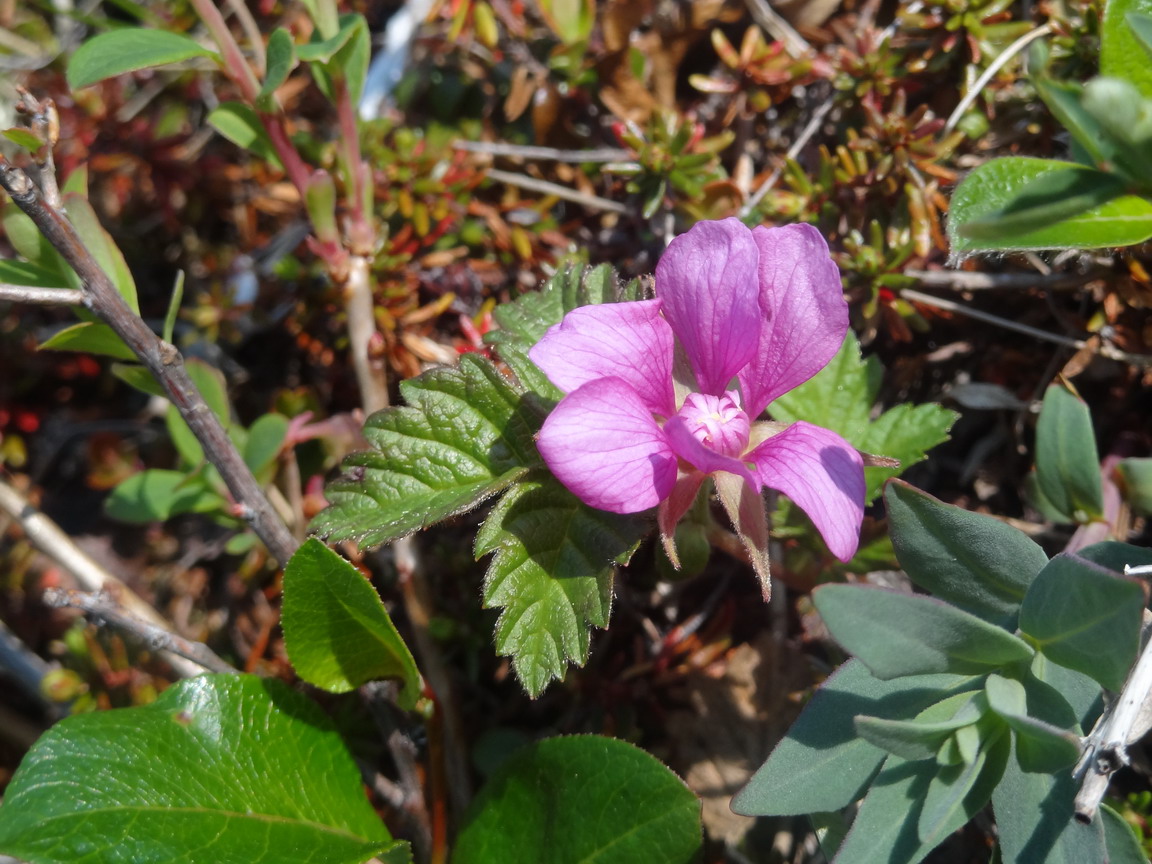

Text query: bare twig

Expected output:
[905,268,1105,291]
[44,588,239,676]
[900,288,1152,367]
[485,168,629,214]
[0,159,299,566]
[0,284,84,305]
[741,97,834,218]
[454,140,631,163]
[16,89,60,208]
[0,476,207,678]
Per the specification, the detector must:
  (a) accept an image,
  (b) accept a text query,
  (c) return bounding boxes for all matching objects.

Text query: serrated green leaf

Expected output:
[885,481,1045,625]
[453,735,701,864]
[949,157,1152,252]
[1019,551,1144,691]
[1104,0,1152,98]
[993,740,1105,864]
[732,659,978,816]
[769,333,955,503]
[207,103,284,168]
[39,322,136,360]
[0,675,406,864]
[476,476,646,697]
[1035,383,1104,523]
[64,192,139,312]
[815,584,1034,680]
[67,29,219,90]
[312,355,541,548]
[0,258,71,288]
[259,28,297,107]
[282,539,421,706]
[165,359,231,466]
[105,469,224,522]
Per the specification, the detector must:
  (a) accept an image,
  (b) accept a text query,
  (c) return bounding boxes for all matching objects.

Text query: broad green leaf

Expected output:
[2,127,43,151]
[815,584,1034,679]
[1030,653,1103,728]
[828,756,937,864]
[958,167,1129,241]
[1077,538,1152,572]
[259,28,297,107]
[282,539,420,706]
[0,259,70,288]
[993,741,1105,864]
[243,412,289,479]
[885,481,1044,624]
[207,103,284,168]
[2,204,68,274]
[854,691,987,761]
[0,675,406,864]
[769,333,955,503]
[67,29,219,89]
[111,362,166,398]
[537,0,595,44]
[39,322,135,360]
[1101,802,1149,864]
[453,735,701,864]
[63,193,139,312]
[476,476,645,697]
[1118,456,1152,514]
[949,157,1152,252]
[917,729,1008,853]
[165,359,231,466]
[984,674,1081,773]
[1103,0,1152,98]
[1019,551,1144,691]
[732,659,978,816]
[1032,77,1126,173]
[105,469,224,522]
[312,354,541,548]
[486,261,622,397]
[1035,383,1104,523]
[1081,78,1152,158]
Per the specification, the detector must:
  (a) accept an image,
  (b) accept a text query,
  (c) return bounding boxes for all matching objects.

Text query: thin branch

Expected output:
[743,0,810,57]
[905,268,1105,291]
[15,89,60,208]
[0,476,207,678]
[454,140,631,163]
[741,97,834,217]
[900,287,1152,367]
[44,588,239,676]
[0,159,299,566]
[944,23,1053,135]
[0,283,84,305]
[485,168,629,214]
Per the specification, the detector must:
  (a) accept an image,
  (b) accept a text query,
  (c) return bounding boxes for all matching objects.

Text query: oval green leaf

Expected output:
[1035,383,1104,524]
[0,675,405,864]
[68,29,219,90]
[282,539,421,706]
[453,735,701,864]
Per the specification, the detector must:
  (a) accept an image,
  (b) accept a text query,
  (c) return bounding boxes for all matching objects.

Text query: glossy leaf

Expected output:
[243,413,289,479]
[282,539,420,706]
[993,741,1105,864]
[453,735,701,864]
[64,193,139,312]
[67,29,219,89]
[207,103,284,168]
[949,157,1152,252]
[769,333,956,503]
[0,258,71,288]
[1035,383,1104,524]
[105,469,224,522]
[0,675,406,864]
[312,354,542,549]
[1018,551,1144,691]
[1103,0,1152,98]
[815,584,1034,679]
[732,659,977,816]
[39,322,136,360]
[111,363,166,398]
[885,481,1044,624]
[476,476,645,697]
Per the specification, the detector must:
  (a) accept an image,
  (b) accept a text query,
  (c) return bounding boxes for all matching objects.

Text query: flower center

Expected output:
[676,390,750,458]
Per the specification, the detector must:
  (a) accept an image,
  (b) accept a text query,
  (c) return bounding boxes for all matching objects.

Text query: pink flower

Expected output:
[528,218,865,590]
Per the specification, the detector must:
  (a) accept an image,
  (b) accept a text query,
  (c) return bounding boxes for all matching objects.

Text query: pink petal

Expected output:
[664,415,759,489]
[739,224,848,417]
[536,377,677,513]
[746,422,864,561]
[655,218,762,396]
[528,300,676,415]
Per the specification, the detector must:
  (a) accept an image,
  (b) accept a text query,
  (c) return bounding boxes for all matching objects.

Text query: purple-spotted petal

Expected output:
[664,415,759,489]
[745,422,864,561]
[739,224,848,417]
[536,377,677,513]
[655,218,761,396]
[529,299,676,415]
